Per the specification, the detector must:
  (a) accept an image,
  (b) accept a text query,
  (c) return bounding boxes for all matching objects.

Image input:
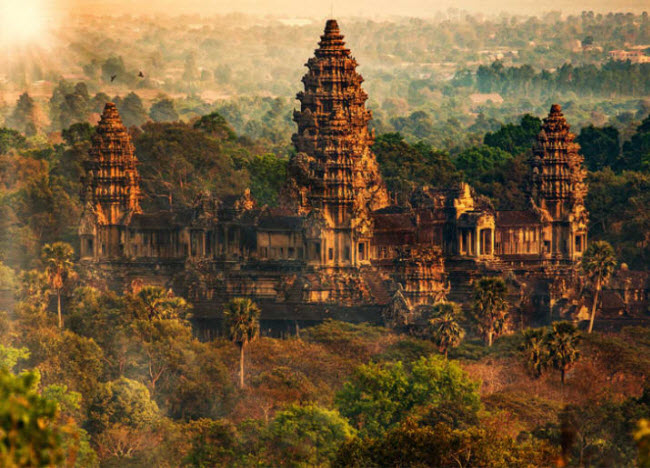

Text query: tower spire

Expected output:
[82,102,142,225]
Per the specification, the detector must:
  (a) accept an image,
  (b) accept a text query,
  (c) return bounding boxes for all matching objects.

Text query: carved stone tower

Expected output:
[530,104,588,261]
[79,102,142,258]
[284,19,389,267]
[82,102,142,224]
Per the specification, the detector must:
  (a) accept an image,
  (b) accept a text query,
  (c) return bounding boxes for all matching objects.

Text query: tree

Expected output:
[470,277,509,346]
[336,356,480,438]
[223,298,260,389]
[576,125,620,171]
[269,404,355,466]
[483,114,541,154]
[16,269,51,310]
[581,241,617,333]
[150,99,179,122]
[521,328,549,378]
[0,127,27,153]
[41,242,75,329]
[116,92,148,128]
[619,115,650,172]
[87,377,161,435]
[246,153,287,207]
[193,112,236,140]
[547,321,581,385]
[7,92,38,136]
[0,369,65,466]
[427,302,465,358]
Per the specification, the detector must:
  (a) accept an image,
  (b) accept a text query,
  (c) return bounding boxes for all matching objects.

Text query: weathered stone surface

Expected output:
[77,21,648,328]
[284,19,389,221]
[82,102,142,225]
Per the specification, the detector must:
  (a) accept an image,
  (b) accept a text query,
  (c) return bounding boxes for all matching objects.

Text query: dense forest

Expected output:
[0,10,649,468]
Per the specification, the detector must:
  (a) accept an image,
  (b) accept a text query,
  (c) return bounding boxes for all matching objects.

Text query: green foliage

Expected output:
[115,92,148,127]
[586,169,650,269]
[303,319,389,360]
[0,368,65,466]
[470,277,509,347]
[130,286,191,321]
[150,99,179,123]
[245,153,287,206]
[223,298,260,347]
[135,121,248,210]
[87,377,161,435]
[193,112,236,140]
[373,133,460,201]
[223,297,260,389]
[576,125,620,171]
[0,345,29,372]
[547,322,581,385]
[520,328,549,378]
[336,356,480,438]
[182,418,240,467]
[455,145,513,181]
[427,302,465,358]
[269,403,355,467]
[6,93,38,136]
[536,390,650,467]
[620,115,650,172]
[582,241,617,285]
[483,114,541,154]
[62,122,95,146]
[334,418,555,468]
[0,128,27,154]
[582,240,617,332]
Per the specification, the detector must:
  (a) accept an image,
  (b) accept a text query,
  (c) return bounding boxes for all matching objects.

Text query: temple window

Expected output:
[358,243,365,260]
[328,248,334,260]
[288,247,295,258]
[575,235,583,253]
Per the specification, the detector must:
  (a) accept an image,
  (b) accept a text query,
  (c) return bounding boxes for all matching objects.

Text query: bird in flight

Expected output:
[110,75,117,82]
[138,71,144,78]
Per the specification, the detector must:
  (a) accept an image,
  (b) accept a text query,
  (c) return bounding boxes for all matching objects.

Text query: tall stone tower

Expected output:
[79,102,142,258]
[530,104,588,261]
[284,19,389,267]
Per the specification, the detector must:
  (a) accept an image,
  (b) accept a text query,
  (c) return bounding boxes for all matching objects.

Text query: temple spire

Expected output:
[285,19,388,220]
[530,104,588,259]
[82,102,142,225]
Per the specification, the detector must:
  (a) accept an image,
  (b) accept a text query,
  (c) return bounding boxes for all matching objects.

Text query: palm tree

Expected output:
[470,277,508,347]
[547,321,581,385]
[223,297,260,389]
[428,302,465,358]
[521,328,549,378]
[581,241,617,333]
[41,242,75,329]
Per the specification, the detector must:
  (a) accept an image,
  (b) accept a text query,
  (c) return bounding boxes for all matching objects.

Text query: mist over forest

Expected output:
[0,10,649,468]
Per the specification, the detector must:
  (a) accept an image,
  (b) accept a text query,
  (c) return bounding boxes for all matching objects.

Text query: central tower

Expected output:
[285,19,389,267]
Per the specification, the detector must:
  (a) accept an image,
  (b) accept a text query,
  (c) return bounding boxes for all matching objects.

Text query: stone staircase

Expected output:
[360,267,392,305]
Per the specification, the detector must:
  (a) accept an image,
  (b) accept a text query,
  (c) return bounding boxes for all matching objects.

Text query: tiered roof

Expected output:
[82,102,142,224]
[286,19,388,222]
[530,104,587,219]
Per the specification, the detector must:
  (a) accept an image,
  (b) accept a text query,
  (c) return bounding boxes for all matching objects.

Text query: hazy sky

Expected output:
[60,0,648,17]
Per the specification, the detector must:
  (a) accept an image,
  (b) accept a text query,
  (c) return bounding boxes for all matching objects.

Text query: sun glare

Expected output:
[0,0,48,47]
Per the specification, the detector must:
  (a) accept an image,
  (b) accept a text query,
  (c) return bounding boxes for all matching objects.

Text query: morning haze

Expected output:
[63,0,648,16]
[0,1,648,467]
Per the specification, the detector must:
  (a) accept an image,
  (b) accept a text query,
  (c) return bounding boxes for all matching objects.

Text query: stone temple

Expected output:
[79,20,644,330]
